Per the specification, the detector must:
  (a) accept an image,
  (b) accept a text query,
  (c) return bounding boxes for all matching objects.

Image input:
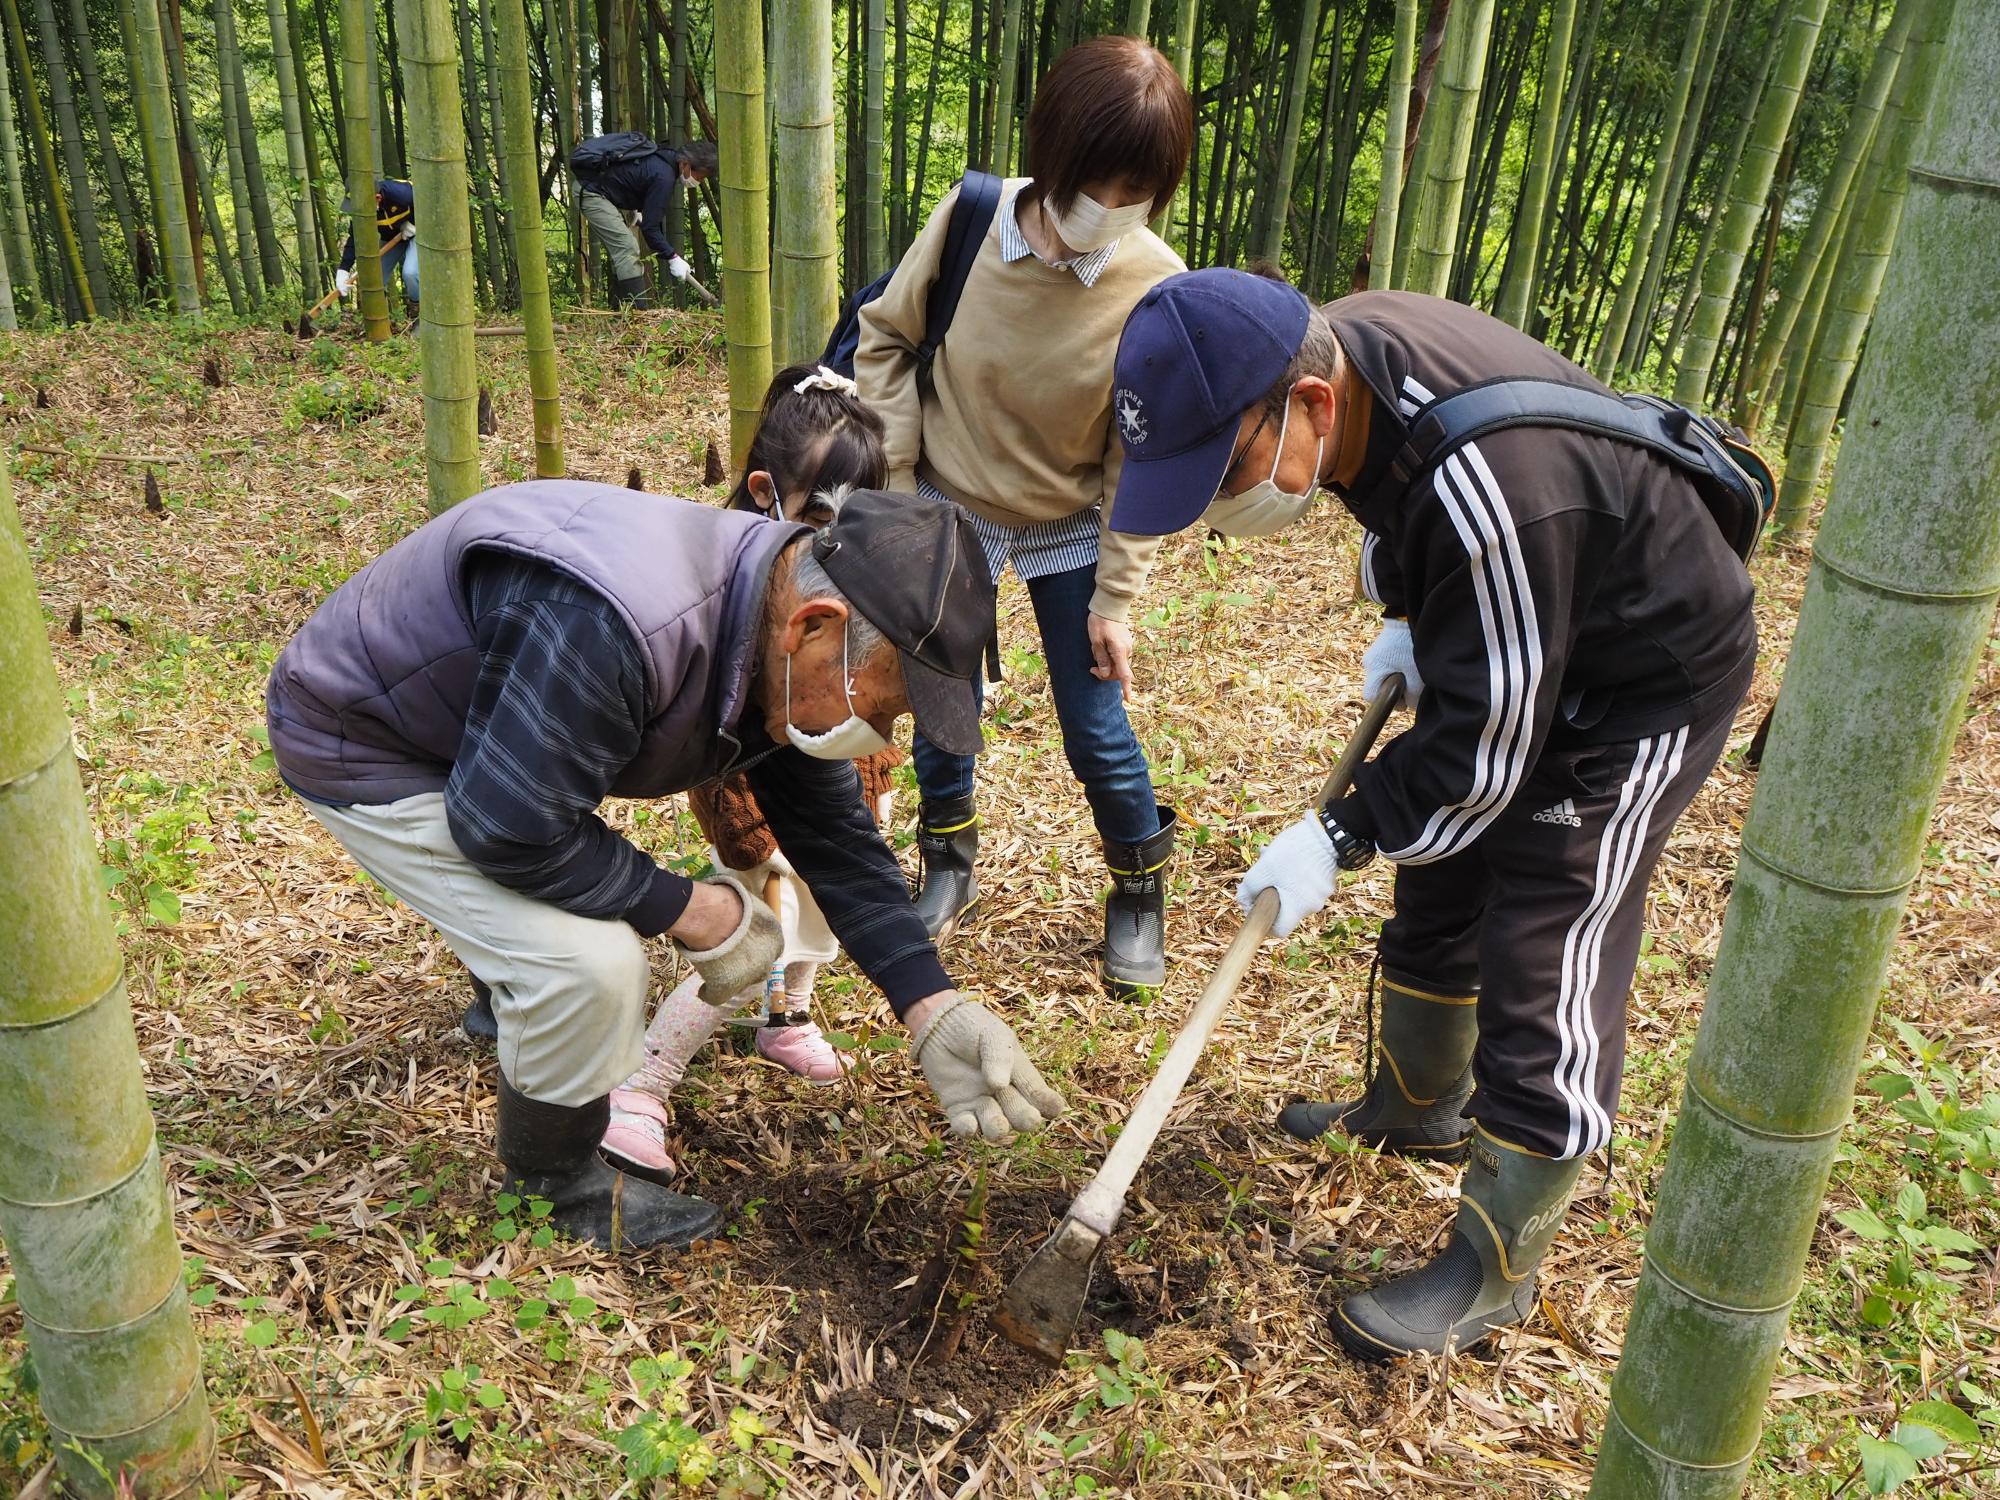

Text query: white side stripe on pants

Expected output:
[1551,724,1690,1157]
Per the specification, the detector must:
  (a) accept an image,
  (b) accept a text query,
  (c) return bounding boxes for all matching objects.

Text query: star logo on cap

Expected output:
[1115,388,1148,447]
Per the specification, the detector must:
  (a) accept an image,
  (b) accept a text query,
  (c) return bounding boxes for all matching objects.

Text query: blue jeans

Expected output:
[912,562,1161,846]
[382,239,420,305]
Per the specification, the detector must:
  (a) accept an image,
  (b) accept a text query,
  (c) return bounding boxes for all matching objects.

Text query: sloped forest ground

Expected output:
[0,309,1995,1500]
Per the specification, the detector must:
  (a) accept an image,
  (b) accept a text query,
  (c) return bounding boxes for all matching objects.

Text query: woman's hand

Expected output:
[1086,612,1135,699]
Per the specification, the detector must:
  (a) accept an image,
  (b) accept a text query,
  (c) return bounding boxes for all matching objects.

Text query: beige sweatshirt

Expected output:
[854,180,1185,622]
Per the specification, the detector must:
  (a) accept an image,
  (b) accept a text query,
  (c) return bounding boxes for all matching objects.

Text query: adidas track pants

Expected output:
[1375,695,1741,1160]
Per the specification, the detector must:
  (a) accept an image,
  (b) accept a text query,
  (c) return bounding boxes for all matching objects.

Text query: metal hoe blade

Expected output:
[994,677,1405,1362]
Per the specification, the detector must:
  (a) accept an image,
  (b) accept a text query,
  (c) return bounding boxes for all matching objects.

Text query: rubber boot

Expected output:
[911,794,979,943]
[405,299,419,327]
[496,1075,721,1251]
[1278,969,1476,1158]
[463,974,499,1044]
[610,274,654,310]
[1333,1129,1584,1361]
[1101,806,1177,999]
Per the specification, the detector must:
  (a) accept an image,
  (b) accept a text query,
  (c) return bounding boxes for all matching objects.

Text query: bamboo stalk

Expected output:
[715,0,771,459]
[0,28,40,315]
[1737,0,1915,431]
[1,0,96,316]
[1591,6,1993,1492]
[1775,0,1947,533]
[1402,0,1495,297]
[771,0,836,358]
[0,459,220,1499]
[341,0,393,339]
[265,0,322,296]
[1673,0,1833,406]
[991,0,1023,174]
[493,0,565,474]
[1368,0,1419,289]
[31,0,114,310]
[217,0,287,292]
[393,0,482,512]
[161,0,247,313]
[861,0,886,274]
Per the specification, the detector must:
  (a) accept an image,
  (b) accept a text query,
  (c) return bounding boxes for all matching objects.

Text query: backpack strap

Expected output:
[916,170,1005,377]
[1386,377,1773,559]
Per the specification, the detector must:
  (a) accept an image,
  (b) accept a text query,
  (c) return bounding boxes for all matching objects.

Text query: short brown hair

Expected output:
[1023,37,1192,219]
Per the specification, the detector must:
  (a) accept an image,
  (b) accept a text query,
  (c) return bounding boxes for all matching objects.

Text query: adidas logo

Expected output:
[1533,798,1583,828]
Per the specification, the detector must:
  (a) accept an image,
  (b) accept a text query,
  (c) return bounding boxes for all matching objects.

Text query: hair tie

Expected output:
[794,365,860,398]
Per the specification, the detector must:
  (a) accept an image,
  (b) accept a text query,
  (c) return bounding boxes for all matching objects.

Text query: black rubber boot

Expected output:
[1278,968,1476,1159]
[1101,806,1177,999]
[462,974,499,1044]
[1333,1130,1584,1361]
[495,1075,722,1251]
[911,794,979,943]
[610,274,654,309]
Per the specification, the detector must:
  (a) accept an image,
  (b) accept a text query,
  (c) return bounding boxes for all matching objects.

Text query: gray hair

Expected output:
[790,483,887,664]
[1257,306,1343,419]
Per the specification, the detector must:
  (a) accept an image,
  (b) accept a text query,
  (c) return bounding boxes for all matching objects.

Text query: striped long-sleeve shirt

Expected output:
[444,554,950,1014]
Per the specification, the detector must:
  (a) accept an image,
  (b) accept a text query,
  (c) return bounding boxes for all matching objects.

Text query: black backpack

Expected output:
[1386,378,1777,562]
[819,171,1005,384]
[569,131,662,178]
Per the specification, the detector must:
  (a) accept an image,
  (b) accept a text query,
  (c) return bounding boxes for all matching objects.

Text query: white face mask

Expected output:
[785,621,893,760]
[1200,394,1325,538]
[1047,191,1153,253]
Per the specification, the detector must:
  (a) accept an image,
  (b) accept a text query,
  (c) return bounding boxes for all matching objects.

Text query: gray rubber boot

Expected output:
[1101,806,1177,999]
[1333,1131,1585,1361]
[1278,970,1476,1158]
[911,794,979,943]
[496,1075,722,1251]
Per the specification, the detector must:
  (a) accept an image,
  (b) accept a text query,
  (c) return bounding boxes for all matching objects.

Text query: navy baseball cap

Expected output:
[1108,269,1313,536]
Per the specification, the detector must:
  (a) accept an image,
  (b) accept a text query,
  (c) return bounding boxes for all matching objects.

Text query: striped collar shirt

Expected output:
[999,189,1119,287]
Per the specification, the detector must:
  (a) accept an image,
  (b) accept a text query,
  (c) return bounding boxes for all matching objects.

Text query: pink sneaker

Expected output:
[601,1088,677,1184]
[754,1018,852,1083]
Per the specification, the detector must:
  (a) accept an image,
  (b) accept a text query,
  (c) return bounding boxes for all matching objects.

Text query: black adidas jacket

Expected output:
[1322,291,1756,866]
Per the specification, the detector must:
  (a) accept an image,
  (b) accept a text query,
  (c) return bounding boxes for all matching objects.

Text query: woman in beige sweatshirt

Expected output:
[855,36,1191,997]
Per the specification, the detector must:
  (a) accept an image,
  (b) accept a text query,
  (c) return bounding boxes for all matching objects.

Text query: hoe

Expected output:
[994,675,1405,1362]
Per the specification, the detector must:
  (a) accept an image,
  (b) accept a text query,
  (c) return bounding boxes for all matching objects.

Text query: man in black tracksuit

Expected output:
[1108,269,1756,1360]
[570,136,718,307]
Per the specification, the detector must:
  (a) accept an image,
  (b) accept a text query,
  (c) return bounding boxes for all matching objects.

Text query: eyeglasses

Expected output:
[1217,408,1273,497]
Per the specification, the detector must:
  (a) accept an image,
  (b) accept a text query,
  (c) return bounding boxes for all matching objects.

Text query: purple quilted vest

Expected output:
[266,480,802,805]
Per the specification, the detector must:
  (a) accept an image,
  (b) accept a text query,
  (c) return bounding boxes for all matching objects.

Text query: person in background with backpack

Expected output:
[855,36,1192,1000]
[570,135,718,308]
[334,178,419,319]
[1105,268,1758,1362]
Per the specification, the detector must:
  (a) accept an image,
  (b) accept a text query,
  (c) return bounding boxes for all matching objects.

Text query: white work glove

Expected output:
[672,875,783,1005]
[401,221,417,241]
[1237,816,1340,938]
[912,996,1068,1141]
[1361,617,1424,704]
[667,254,692,281]
[333,267,354,299]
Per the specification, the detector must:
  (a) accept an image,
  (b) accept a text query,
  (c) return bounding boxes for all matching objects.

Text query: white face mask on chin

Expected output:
[785,622,893,760]
[1200,393,1325,538]
[1047,191,1153,253]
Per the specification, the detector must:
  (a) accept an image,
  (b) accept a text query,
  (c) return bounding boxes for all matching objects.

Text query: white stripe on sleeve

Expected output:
[1380,441,1543,864]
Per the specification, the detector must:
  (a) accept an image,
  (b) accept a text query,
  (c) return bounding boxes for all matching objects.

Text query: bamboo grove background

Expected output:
[0,0,1948,498]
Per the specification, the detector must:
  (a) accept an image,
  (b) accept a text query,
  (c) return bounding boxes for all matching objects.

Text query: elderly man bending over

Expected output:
[267,482,1065,1251]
